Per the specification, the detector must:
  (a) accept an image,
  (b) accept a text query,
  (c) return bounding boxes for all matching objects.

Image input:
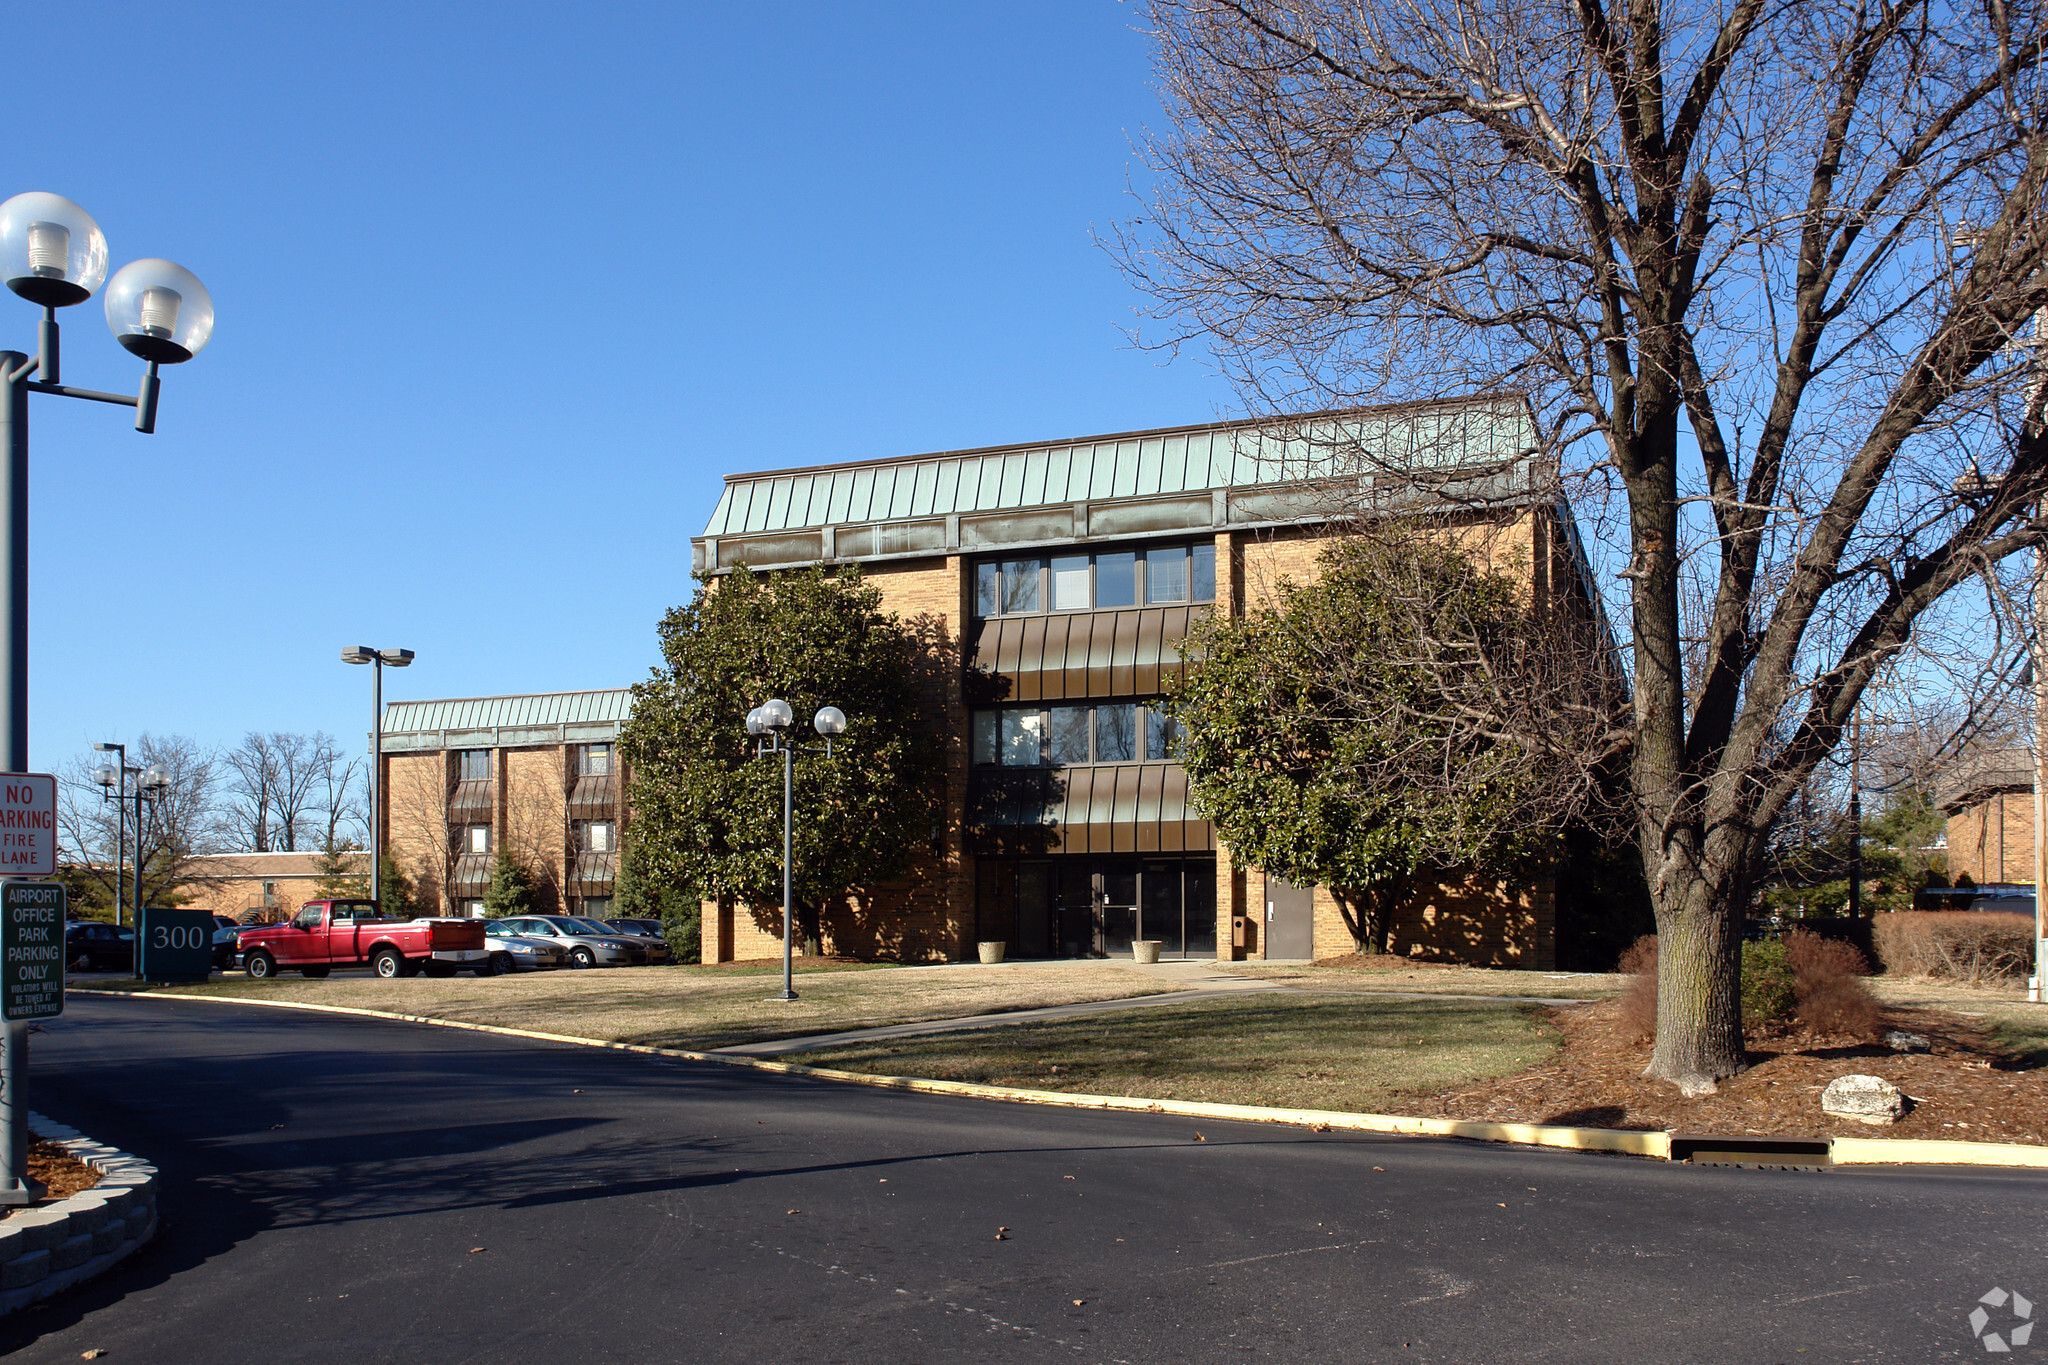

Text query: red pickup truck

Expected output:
[238,900,489,980]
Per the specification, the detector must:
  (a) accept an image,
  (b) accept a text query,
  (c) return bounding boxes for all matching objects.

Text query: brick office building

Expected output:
[1939,749,2033,885]
[690,397,1611,967]
[378,690,630,918]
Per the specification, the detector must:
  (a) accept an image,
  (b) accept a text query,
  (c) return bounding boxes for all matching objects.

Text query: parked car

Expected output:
[212,915,242,970]
[595,918,673,965]
[605,917,664,938]
[238,901,490,979]
[65,921,134,972]
[492,915,647,967]
[482,923,568,974]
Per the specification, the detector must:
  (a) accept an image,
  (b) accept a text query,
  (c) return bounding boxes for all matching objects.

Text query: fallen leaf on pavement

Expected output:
[468,1247,486,1254]
[1072,1300,1085,1307]
[81,1352,105,1360]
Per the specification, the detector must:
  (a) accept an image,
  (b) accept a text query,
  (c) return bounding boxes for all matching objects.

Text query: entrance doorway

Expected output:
[986,856,1217,959]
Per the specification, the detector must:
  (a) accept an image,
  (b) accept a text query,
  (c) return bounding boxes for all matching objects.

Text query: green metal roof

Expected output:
[380,689,632,750]
[700,399,1537,539]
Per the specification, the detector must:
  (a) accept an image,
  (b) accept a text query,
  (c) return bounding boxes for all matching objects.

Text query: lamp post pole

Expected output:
[91,743,125,926]
[746,701,847,1003]
[342,648,414,911]
[0,193,212,1208]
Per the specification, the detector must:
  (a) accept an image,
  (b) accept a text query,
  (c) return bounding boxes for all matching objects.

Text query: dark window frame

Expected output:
[971,541,1216,619]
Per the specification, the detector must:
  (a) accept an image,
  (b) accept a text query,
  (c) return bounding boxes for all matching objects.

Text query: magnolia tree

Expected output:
[620,565,943,955]
[1122,0,2048,1080]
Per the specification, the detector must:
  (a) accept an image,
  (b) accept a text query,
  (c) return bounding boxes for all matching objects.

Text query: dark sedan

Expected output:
[65,920,134,972]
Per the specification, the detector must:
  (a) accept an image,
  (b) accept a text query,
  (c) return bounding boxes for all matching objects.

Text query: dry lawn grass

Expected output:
[1228,956,1628,1000]
[79,960,1180,1052]
[799,995,1562,1114]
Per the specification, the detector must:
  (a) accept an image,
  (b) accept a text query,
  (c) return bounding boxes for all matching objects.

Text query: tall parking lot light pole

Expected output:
[90,742,127,926]
[746,701,847,1002]
[92,756,165,950]
[0,193,210,1208]
[342,648,414,911]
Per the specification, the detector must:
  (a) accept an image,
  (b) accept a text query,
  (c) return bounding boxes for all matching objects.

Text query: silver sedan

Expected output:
[493,915,648,968]
[483,925,568,973]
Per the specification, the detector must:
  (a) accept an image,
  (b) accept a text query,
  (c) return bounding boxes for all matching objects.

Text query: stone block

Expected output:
[62,1195,110,1233]
[7,1209,69,1253]
[124,1206,152,1239]
[0,1249,48,1289]
[90,1220,124,1256]
[1822,1073,1907,1125]
[1885,1030,1932,1053]
[48,1232,93,1272]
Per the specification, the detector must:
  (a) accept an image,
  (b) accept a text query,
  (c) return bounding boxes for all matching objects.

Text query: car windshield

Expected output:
[569,918,614,935]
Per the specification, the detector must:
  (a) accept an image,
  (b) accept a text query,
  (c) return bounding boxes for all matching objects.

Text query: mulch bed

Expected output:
[0,1141,102,1220]
[1309,953,1457,972]
[1410,998,2048,1144]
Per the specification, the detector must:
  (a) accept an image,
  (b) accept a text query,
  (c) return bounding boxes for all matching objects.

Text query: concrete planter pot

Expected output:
[976,941,1007,965]
[1133,941,1163,964]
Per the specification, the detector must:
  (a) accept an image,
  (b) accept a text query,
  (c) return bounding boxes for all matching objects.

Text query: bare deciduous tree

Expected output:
[57,734,224,914]
[222,731,358,852]
[1121,0,2048,1079]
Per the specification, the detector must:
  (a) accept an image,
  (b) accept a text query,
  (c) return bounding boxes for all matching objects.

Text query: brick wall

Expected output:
[503,747,567,912]
[385,751,451,912]
[1948,793,2037,884]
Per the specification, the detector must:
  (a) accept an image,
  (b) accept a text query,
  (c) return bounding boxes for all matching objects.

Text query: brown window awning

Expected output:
[966,764,1212,856]
[970,606,1208,702]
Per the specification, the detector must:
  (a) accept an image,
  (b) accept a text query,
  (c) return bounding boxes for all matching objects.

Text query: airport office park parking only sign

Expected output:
[2,882,64,1021]
[0,777,63,1022]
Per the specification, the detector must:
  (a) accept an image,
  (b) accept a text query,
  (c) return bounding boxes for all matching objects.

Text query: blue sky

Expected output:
[8,1,1229,769]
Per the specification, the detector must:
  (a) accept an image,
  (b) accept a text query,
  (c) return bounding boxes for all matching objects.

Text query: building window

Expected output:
[971,702,1176,766]
[458,749,491,781]
[580,820,615,854]
[973,543,1213,617]
[464,824,490,855]
[580,743,612,777]
[582,897,613,918]
[458,899,484,918]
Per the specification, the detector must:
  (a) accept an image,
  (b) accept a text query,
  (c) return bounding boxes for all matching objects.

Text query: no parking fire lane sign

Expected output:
[0,775,54,877]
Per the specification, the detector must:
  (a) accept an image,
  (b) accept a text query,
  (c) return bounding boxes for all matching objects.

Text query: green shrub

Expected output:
[1741,938,1797,1024]
[662,904,701,965]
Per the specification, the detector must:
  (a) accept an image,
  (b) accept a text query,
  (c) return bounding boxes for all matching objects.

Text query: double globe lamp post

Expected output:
[746,700,846,1002]
[342,647,415,911]
[0,193,210,1207]
[89,748,167,936]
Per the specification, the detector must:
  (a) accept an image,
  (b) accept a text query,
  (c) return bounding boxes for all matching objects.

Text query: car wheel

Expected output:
[483,952,513,976]
[245,951,277,980]
[370,947,405,979]
[300,966,331,979]
[571,946,596,968]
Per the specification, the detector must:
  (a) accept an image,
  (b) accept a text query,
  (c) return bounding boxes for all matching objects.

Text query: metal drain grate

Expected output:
[1668,1134,1832,1170]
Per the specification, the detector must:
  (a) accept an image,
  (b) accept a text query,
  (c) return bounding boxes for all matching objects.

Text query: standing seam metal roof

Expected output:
[700,400,1536,539]
[381,689,633,736]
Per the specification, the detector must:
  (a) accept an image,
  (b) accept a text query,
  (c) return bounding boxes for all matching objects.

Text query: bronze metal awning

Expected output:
[448,779,493,821]
[967,763,1213,856]
[569,852,618,896]
[569,773,617,819]
[969,606,1210,702]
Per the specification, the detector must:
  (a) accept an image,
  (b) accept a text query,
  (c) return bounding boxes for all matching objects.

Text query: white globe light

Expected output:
[813,706,846,737]
[0,192,108,307]
[760,698,794,730]
[105,258,214,363]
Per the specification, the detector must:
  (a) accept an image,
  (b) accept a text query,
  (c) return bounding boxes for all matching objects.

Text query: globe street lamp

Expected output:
[342,647,414,911]
[0,192,210,1208]
[91,753,167,946]
[747,701,847,1002]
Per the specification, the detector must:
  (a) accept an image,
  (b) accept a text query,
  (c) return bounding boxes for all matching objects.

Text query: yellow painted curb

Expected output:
[1829,1137,2048,1168]
[67,988,2048,1169]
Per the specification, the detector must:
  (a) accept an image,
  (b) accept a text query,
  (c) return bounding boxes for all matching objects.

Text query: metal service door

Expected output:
[1264,876,1314,960]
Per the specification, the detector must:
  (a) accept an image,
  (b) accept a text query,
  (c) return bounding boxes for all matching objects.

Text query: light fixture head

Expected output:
[813,706,846,737]
[745,708,766,737]
[340,646,375,665]
[379,648,415,667]
[104,258,213,363]
[91,741,119,753]
[93,763,115,788]
[0,193,108,308]
[141,764,168,792]
[760,698,793,731]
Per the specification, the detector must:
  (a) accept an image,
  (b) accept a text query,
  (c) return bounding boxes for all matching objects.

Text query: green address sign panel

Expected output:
[2,882,64,1021]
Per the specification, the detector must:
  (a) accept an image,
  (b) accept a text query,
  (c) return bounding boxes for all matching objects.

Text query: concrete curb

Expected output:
[70,987,2048,1170]
[0,1113,158,1316]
